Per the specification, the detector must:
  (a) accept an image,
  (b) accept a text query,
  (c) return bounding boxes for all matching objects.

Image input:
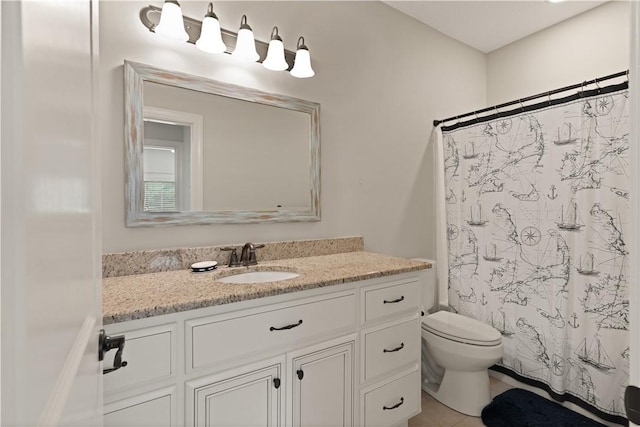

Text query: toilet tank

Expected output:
[412,259,437,313]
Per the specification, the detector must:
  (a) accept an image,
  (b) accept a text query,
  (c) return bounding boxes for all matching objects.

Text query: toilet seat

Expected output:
[422,311,502,347]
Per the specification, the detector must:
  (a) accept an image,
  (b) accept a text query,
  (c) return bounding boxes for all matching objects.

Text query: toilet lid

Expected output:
[422,311,502,346]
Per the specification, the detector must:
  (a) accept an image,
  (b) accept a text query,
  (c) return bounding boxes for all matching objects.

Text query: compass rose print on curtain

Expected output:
[440,84,629,424]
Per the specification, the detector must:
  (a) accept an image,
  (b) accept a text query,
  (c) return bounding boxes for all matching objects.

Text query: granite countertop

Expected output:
[103,251,431,325]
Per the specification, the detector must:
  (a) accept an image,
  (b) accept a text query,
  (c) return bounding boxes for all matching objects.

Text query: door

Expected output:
[632,2,640,427]
[1,0,102,425]
[289,340,354,427]
[187,360,283,427]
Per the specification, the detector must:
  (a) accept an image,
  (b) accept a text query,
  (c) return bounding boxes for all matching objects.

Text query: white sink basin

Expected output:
[218,271,300,284]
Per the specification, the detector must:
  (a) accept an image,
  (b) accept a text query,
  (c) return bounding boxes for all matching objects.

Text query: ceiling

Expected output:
[383,1,608,53]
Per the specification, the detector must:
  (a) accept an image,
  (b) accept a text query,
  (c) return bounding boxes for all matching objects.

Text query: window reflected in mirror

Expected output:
[143,146,177,212]
[143,120,193,212]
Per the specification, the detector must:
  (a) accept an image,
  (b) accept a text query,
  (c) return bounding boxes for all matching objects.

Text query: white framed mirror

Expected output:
[124,61,320,226]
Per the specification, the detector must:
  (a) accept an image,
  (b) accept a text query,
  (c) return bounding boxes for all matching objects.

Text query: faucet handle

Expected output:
[248,244,265,264]
[220,247,241,267]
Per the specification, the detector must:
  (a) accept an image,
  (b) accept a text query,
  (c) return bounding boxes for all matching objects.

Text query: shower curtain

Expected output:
[437,82,629,424]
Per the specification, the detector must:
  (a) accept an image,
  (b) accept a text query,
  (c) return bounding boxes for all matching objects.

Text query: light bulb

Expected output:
[263,27,289,71]
[290,36,315,78]
[196,3,227,53]
[154,0,189,42]
[232,15,260,62]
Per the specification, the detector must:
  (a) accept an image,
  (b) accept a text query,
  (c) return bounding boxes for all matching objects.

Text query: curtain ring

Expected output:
[456,115,460,125]
[595,78,601,94]
[626,70,630,82]
[547,91,552,106]
[519,99,525,113]
[494,106,500,118]
[474,111,480,122]
[580,80,587,97]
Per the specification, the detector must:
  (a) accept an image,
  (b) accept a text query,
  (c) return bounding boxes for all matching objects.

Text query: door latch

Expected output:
[99,329,128,374]
[625,385,640,424]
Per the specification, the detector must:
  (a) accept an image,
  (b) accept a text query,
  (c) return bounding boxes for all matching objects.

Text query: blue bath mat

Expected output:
[481,388,607,427]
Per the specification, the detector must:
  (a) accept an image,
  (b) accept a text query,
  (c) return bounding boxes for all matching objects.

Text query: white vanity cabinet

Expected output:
[102,271,423,427]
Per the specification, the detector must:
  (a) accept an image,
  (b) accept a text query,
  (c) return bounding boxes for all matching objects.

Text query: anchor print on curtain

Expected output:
[441,86,629,423]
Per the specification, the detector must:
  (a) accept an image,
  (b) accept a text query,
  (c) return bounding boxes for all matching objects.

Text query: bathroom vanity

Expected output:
[102,251,429,427]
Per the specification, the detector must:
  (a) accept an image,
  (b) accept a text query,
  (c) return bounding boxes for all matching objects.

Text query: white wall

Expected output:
[100,1,487,256]
[487,1,629,105]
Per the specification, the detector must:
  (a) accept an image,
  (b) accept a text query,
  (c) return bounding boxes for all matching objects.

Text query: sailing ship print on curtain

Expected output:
[440,85,629,424]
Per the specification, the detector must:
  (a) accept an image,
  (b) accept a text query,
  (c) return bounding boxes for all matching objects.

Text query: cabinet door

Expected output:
[186,360,283,427]
[289,340,354,427]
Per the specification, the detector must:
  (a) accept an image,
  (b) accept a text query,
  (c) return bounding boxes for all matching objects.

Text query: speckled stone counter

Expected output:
[103,251,430,325]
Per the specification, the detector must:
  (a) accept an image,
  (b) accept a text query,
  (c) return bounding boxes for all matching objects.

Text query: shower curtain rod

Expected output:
[433,69,629,127]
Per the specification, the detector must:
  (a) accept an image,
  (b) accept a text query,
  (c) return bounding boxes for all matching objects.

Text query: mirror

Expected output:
[124,60,320,226]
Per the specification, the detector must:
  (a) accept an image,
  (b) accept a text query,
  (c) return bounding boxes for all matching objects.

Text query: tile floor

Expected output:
[408,377,514,427]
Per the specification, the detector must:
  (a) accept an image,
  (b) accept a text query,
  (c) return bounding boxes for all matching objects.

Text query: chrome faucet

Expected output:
[240,242,265,266]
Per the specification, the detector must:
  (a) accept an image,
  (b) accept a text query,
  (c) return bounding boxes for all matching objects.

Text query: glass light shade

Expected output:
[232,28,260,62]
[196,15,226,53]
[290,48,315,78]
[263,39,289,71]
[154,1,189,42]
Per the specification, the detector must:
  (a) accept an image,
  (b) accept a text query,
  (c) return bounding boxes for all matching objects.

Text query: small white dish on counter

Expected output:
[191,261,218,273]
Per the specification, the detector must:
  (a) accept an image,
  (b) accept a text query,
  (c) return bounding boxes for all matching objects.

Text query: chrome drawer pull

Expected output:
[383,343,404,353]
[383,397,404,410]
[383,296,405,304]
[270,319,303,331]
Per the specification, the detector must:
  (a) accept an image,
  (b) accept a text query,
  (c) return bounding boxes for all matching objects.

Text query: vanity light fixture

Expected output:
[290,37,315,78]
[262,27,289,71]
[232,15,260,62]
[154,0,189,42]
[195,3,226,54]
[140,3,314,77]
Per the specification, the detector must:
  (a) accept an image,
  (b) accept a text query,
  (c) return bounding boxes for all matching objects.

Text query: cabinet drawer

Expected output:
[362,369,421,427]
[188,292,356,371]
[363,317,420,382]
[104,324,175,394]
[362,279,420,323]
[104,387,175,427]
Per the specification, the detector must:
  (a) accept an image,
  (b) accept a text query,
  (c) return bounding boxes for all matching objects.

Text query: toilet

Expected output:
[416,260,503,417]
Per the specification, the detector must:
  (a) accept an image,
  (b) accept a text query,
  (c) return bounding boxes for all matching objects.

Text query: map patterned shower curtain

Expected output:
[440,85,629,423]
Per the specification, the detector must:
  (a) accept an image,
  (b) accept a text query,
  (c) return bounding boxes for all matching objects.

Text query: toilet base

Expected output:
[423,368,491,417]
